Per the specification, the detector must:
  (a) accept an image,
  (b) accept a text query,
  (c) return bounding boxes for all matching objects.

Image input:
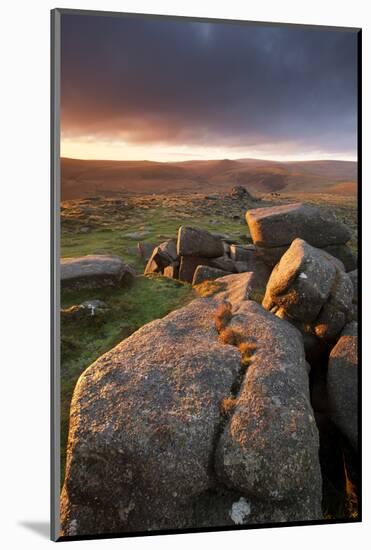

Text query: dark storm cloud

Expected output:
[61,13,358,154]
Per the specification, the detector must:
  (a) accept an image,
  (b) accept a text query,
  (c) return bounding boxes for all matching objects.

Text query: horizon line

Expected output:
[60,155,357,164]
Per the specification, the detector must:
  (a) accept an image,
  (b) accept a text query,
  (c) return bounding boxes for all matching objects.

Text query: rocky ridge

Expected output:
[60,198,359,536]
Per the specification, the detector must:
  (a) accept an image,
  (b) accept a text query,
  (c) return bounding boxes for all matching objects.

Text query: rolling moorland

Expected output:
[60,158,358,525]
[61,157,357,200]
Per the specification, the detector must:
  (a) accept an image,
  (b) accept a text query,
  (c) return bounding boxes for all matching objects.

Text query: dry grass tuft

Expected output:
[214,301,233,332]
[240,355,253,368]
[238,342,256,367]
[194,280,226,298]
[219,396,237,417]
[218,327,237,345]
[238,342,256,355]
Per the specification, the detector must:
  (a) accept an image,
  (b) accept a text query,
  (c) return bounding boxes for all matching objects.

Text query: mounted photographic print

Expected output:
[51,8,361,541]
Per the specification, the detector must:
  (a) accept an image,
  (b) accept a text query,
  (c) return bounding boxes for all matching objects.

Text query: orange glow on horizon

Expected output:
[60,137,356,163]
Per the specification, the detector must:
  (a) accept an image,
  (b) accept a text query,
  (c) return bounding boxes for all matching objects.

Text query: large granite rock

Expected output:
[212,272,268,311]
[177,226,224,258]
[61,255,136,290]
[327,322,358,450]
[313,268,354,340]
[246,203,350,249]
[61,275,322,535]
[322,244,357,272]
[263,239,353,342]
[246,203,351,267]
[61,298,243,536]
[216,301,322,521]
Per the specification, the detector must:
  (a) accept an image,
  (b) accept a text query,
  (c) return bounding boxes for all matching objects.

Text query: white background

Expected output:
[0,0,369,548]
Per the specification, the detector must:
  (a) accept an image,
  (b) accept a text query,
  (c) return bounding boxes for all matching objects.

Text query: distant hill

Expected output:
[61,157,357,200]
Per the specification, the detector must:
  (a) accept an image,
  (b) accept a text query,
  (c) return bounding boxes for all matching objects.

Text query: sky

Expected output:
[60,13,358,162]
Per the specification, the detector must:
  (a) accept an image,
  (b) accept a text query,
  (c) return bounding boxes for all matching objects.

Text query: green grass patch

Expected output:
[61,205,251,273]
[61,228,147,271]
[60,275,193,485]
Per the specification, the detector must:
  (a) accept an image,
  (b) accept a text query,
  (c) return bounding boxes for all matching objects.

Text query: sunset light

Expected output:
[61,137,356,163]
[61,14,357,164]
[55,9,359,541]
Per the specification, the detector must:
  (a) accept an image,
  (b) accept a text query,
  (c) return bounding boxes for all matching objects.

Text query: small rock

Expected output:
[230,186,254,200]
[177,226,224,258]
[192,265,232,285]
[137,242,156,262]
[61,300,108,321]
[163,263,179,279]
[61,255,136,289]
[178,255,215,283]
[144,240,178,275]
